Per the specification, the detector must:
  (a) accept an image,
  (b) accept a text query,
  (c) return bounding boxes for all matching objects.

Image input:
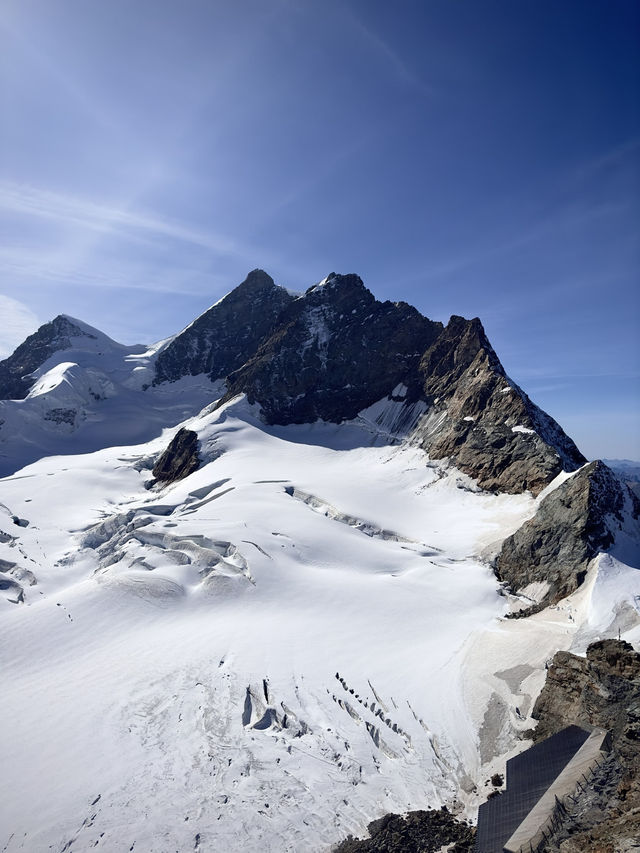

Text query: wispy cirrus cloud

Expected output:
[0,180,247,257]
[0,246,211,295]
[341,6,435,97]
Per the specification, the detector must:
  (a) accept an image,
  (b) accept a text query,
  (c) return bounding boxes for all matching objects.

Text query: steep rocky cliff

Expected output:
[153,269,294,384]
[496,461,639,609]
[217,273,584,496]
[223,273,442,424]
[410,316,585,495]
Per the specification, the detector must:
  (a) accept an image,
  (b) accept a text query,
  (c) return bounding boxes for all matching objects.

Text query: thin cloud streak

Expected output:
[412,201,630,285]
[572,135,640,185]
[342,7,435,97]
[0,246,210,296]
[0,181,251,258]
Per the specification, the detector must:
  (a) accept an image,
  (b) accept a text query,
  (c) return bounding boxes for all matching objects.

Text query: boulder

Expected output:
[152,428,200,484]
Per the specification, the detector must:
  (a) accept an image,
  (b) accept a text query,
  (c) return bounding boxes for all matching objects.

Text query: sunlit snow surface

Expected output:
[1,397,638,853]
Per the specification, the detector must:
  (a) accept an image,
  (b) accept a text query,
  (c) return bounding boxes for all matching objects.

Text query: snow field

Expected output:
[1,398,638,851]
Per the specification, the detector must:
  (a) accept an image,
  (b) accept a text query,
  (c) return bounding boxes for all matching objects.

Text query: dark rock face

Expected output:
[216,274,588,496]
[222,280,583,495]
[223,273,442,424]
[528,640,640,852]
[411,316,585,495]
[154,269,294,385]
[152,428,200,484]
[333,808,475,853]
[0,315,95,400]
[496,461,635,608]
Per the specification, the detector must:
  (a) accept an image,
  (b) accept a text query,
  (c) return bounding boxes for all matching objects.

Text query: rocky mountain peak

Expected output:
[0,268,592,499]
[0,314,97,401]
[411,313,585,495]
[222,272,442,424]
[237,268,277,292]
[420,314,502,401]
[306,271,370,299]
[153,270,295,385]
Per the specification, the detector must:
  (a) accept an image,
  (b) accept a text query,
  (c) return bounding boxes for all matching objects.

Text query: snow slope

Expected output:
[0,396,638,853]
[0,320,222,477]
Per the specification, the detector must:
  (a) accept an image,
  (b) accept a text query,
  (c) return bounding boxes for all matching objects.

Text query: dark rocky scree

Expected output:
[151,428,200,484]
[0,315,95,400]
[413,316,585,496]
[496,461,639,611]
[222,273,442,424]
[525,639,640,853]
[154,269,295,385]
[333,807,475,853]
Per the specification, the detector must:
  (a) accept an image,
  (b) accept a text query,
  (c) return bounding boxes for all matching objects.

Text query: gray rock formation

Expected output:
[152,428,200,484]
[221,274,583,495]
[496,461,639,608]
[410,316,585,495]
[528,639,640,852]
[333,807,475,852]
[153,269,294,385]
[222,272,442,423]
[0,315,96,400]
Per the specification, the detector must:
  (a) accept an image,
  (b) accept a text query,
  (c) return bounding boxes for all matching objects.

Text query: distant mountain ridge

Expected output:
[0,268,584,494]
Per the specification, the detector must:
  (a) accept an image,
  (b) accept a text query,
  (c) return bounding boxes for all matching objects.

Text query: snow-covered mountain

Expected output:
[0,270,638,852]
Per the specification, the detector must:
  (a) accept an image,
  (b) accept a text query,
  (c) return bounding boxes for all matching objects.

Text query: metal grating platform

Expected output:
[475,725,592,853]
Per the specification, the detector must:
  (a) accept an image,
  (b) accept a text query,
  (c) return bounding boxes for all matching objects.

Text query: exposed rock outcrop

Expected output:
[154,269,294,385]
[333,807,475,853]
[528,639,640,852]
[496,461,638,608]
[152,428,200,484]
[223,273,442,424]
[221,275,583,495]
[0,315,95,400]
[410,316,585,495]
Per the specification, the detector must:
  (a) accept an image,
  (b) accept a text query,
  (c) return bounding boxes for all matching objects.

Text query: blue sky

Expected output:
[1,0,638,460]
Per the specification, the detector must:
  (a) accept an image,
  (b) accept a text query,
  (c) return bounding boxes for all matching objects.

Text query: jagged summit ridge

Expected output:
[0,268,585,494]
[223,271,442,424]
